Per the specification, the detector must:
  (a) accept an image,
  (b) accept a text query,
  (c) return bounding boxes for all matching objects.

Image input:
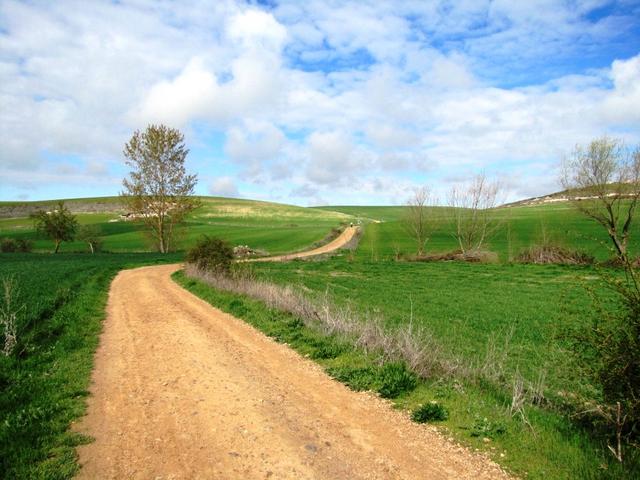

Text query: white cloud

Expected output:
[209,176,240,197]
[1,0,639,204]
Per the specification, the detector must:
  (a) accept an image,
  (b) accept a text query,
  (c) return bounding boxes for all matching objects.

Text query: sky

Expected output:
[1,0,639,206]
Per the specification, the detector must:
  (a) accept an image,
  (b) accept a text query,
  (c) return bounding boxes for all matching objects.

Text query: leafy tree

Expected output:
[77,224,102,253]
[121,124,199,253]
[30,201,78,253]
[561,136,640,260]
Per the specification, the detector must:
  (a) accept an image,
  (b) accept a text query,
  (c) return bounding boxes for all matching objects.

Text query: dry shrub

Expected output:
[184,264,460,380]
[412,249,499,263]
[518,244,594,265]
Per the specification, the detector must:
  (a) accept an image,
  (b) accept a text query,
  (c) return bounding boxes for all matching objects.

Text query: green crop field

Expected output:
[317,202,640,261]
[0,196,351,254]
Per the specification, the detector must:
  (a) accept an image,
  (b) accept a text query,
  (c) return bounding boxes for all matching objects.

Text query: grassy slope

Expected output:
[317,202,640,261]
[0,253,181,479]
[0,196,351,254]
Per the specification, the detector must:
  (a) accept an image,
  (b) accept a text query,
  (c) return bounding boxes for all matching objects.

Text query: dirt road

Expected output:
[253,226,359,262]
[75,264,509,479]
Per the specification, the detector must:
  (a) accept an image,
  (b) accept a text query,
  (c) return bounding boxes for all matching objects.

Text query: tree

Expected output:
[77,224,102,254]
[121,124,199,253]
[402,187,435,256]
[561,136,640,261]
[30,201,78,253]
[447,173,500,253]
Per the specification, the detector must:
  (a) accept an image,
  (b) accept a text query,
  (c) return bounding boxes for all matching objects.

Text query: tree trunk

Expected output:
[54,240,61,254]
[89,242,94,254]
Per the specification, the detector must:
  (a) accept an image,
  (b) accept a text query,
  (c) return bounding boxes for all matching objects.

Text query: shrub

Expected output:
[1,238,17,253]
[185,236,234,274]
[378,362,418,398]
[518,244,594,265]
[411,401,449,423]
[413,249,498,263]
[15,239,33,253]
[574,264,640,461]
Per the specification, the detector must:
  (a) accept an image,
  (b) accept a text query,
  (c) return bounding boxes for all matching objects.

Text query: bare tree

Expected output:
[122,124,200,253]
[561,136,640,260]
[403,187,435,256]
[448,174,500,253]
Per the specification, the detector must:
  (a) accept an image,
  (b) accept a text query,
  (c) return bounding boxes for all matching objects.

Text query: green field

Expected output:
[317,202,640,261]
[0,196,351,254]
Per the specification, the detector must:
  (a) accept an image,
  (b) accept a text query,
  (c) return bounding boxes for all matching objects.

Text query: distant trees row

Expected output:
[403,136,640,263]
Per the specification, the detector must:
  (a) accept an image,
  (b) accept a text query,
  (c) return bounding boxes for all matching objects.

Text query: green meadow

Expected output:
[0,196,351,254]
[318,202,640,261]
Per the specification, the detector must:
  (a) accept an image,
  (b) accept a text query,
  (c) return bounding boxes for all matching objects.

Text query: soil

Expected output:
[74,262,510,479]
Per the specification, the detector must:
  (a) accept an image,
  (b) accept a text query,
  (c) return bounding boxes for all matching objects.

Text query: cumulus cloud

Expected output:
[1,0,639,204]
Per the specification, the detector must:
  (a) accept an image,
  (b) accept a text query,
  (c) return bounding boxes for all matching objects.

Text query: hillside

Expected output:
[0,196,352,255]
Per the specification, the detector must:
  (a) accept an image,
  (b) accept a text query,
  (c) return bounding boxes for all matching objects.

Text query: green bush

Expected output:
[378,362,418,398]
[411,401,449,423]
[0,238,32,253]
[185,236,234,274]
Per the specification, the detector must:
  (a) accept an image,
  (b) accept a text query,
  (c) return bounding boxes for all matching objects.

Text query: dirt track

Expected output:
[252,226,359,262]
[75,263,509,479]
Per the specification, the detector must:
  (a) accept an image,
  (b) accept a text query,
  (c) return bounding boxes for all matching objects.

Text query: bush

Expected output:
[412,249,498,263]
[378,362,418,398]
[185,236,234,274]
[411,401,449,423]
[0,238,32,253]
[327,362,418,398]
[518,244,594,265]
[0,238,17,253]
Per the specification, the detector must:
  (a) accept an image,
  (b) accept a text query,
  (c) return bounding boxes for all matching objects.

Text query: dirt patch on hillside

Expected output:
[74,264,510,479]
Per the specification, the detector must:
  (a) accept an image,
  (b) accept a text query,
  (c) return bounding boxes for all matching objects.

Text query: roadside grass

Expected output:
[0,253,181,479]
[177,259,639,479]
[0,196,351,254]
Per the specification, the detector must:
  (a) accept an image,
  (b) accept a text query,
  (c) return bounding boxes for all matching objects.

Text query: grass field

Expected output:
[317,202,640,261]
[0,196,351,254]
[0,253,181,479]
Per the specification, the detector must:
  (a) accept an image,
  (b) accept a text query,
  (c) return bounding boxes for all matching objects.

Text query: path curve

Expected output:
[252,225,359,262]
[75,264,510,479]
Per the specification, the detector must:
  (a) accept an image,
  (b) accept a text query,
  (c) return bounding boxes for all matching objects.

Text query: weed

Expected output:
[412,401,449,423]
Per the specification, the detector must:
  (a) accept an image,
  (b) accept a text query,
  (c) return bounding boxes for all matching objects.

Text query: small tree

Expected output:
[30,201,78,253]
[402,187,435,256]
[447,174,500,253]
[561,136,640,260]
[121,124,199,253]
[77,224,103,253]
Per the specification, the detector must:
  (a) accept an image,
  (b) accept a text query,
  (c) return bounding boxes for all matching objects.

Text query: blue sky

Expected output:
[1,0,639,205]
